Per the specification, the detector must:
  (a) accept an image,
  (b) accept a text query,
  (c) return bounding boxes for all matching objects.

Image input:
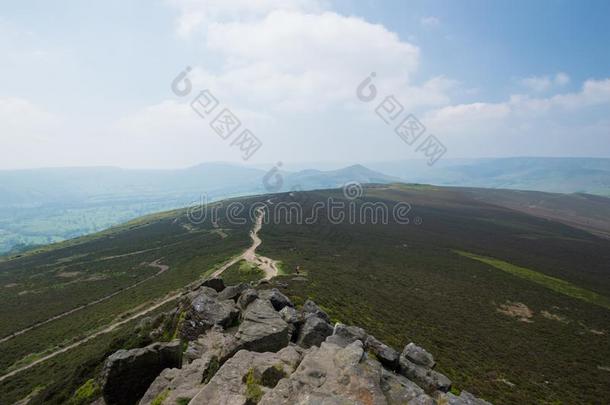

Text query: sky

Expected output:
[1,0,609,169]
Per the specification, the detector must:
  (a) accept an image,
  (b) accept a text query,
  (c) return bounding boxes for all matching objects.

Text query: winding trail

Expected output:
[0,205,279,382]
[212,206,279,280]
[0,260,169,345]
[0,292,181,383]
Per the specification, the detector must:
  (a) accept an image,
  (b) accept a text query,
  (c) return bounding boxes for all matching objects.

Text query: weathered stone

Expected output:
[279,306,299,324]
[260,340,389,404]
[183,325,239,364]
[218,283,249,302]
[437,390,494,405]
[200,277,225,292]
[295,315,333,349]
[237,288,259,310]
[402,342,436,368]
[380,368,435,405]
[139,352,223,405]
[189,346,302,405]
[366,335,400,371]
[327,323,368,347]
[399,356,452,394]
[234,299,290,353]
[180,289,239,341]
[301,299,330,323]
[259,288,294,311]
[101,340,182,405]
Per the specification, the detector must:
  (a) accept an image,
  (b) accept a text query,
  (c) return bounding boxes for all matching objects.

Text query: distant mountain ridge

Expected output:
[0,157,609,254]
[0,163,398,253]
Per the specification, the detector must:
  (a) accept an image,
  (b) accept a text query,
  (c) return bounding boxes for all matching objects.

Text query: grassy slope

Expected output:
[256,186,610,405]
[0,203,255,403]
[1,186,609,404]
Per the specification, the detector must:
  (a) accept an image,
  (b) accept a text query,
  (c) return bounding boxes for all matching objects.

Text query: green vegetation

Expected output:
[2,186,610,404]
[244,368,263,404]
[455,250,610,310]
[222,260,265,285]
[151,388,170,405]
[256,186,610,404]
[69,379,100,405]
[202,356,220,384]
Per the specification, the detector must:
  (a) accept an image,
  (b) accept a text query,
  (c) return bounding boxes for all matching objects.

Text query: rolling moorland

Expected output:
[2,157,609,255]
[0,184,609,404]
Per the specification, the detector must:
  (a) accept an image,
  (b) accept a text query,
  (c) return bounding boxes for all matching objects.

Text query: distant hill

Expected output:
[369,157,610,195]
[0,163,397,253]
[1,157,609,253]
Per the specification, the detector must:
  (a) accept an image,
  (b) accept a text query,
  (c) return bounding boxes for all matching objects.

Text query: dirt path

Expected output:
[212,207,279,280]
[0,260,169,344]
[0,292,181,383]
[0,205,279,382]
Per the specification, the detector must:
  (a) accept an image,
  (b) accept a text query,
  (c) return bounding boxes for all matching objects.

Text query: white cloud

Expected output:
[424,78,610,157]
[420,16,440,28]
[167,0,325,37]
[519,72,570,92]
[188,10,424,112]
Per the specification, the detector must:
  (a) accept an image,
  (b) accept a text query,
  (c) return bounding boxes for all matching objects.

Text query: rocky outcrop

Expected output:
[295,314,333,348]
[399,343,453,394]
[190,346,302,404]
[101,340,182,405]
[99,279,491,405]
[200,277,225,292]
[234,298,290,353]
[180,287,239,341]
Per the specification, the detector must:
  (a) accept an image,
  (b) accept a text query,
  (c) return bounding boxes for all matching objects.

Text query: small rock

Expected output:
[180,289,239,341]
[296,315,333,348]
[402,342,436,368]
[218,283,249,301]
[259,288,294,311]
[302,299,330,323]
[200,277,225,292]
[365,335,400,371]
[327,323,368,347]
[399,357,452,394]
[237,288,259,310]
[279,306,299,324]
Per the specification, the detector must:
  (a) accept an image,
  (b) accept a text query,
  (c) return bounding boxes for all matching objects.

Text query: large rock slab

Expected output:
[101,340,182,405]
[234,299,290,353]
[183,325,239,364]
[260,340,429,404]
[189,346,303,404]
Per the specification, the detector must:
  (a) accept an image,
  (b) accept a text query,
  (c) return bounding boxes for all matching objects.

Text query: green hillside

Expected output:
[1,185,609,404]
